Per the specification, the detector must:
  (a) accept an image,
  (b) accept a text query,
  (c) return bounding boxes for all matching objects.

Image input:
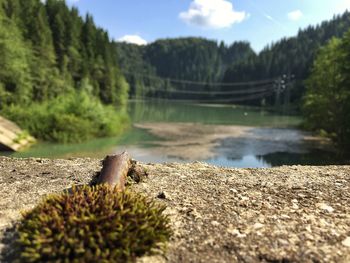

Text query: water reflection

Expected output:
[129,100,301,127]
[206,155,270,168]
[259,150,349,167]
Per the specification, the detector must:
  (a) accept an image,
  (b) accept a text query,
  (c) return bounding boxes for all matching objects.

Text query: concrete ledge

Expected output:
[0,157,349,262]
[0,116,35,152]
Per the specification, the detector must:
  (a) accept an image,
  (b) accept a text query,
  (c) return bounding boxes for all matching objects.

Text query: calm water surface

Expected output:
[7,100,348,168]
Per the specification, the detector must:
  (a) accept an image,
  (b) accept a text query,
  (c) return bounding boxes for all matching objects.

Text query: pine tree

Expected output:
[0,0,32,105]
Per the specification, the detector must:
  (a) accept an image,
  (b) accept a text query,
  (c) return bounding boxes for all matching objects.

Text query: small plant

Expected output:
[16,185,171,262]
[12,130,32,144]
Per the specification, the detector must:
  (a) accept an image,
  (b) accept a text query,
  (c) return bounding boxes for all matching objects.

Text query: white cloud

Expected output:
[287,10,303,21]
[179,0,248,29]
[118,35,148,45]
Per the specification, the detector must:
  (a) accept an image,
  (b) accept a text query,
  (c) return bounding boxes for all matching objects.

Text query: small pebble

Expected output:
[317,203,334,213]
[157,191,166,199]
[342,237,350,247]
[253,223,264,229]
[211,221,220,227]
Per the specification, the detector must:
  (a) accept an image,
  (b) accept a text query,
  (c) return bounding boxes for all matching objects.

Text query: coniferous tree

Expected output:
[0,0,32,105]
[223,11,350,106]
[0,0,129,144]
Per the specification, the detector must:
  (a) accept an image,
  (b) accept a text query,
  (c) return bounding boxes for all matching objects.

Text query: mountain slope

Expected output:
[116,12,350,105]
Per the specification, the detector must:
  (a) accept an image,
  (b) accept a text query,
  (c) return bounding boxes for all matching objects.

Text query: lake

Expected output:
[6,100,347,168]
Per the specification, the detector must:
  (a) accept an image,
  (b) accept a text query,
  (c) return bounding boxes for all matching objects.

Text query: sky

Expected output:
[67,0,350,52]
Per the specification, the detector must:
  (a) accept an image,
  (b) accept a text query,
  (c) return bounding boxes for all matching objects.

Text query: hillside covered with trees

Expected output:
[115,39,255,99]
[117,12,350,105]
[0,0,129,143]
[224,11,350,105]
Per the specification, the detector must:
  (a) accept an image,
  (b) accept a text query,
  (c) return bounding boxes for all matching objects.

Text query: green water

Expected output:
[129,100,301,127]
[9,127,158,159]
[6,100,347,167]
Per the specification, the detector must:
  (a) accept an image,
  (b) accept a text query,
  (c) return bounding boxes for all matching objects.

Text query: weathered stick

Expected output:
[96,152,131,191]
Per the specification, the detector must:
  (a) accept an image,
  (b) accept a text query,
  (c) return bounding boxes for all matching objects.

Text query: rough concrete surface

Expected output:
[0,157,349,262]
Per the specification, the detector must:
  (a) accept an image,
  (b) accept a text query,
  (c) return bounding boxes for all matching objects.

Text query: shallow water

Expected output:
[6,100,348,168]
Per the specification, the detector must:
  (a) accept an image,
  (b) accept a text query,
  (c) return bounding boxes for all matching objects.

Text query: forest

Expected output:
[115,38,256,99]
[223,11,350,105]
[0,0,129,143]
[116,11,350,105]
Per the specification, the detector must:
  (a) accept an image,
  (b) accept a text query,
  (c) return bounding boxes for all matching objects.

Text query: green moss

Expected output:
[16,185,171,262]
[12,130,31,144]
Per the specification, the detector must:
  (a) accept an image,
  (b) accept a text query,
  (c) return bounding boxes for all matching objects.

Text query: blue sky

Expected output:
[68,0,350,51]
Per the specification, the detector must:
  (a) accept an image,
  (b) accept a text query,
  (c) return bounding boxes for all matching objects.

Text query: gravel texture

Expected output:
[0,157,349,262]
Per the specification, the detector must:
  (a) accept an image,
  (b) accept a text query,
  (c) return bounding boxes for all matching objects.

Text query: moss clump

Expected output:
[16,185,171,262]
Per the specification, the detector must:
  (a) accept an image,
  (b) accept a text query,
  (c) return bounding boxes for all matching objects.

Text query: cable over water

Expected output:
[123,71,293,103]
[122,71,277,87]
[152,84,275,95]
[138,89,277,103]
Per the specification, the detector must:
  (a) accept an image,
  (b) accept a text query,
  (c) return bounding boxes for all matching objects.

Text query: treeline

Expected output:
[0,0,129,143]
[224,11,350,106]
[115,39,255,98]
[116,12,350,105]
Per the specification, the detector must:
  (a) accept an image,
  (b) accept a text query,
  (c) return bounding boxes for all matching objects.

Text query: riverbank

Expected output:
[0,157,349,262]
